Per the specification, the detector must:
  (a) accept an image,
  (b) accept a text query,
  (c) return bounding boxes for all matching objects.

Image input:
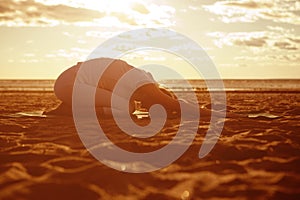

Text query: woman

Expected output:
[47,57,209,118]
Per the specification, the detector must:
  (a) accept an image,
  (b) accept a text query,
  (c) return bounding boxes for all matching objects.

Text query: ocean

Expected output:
[0,79,299,92]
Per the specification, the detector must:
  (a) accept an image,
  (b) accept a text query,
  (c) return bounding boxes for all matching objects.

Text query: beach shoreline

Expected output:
[0,90,299,199]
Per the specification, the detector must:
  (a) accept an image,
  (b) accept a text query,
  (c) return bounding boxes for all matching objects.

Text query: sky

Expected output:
[0,0,299,79]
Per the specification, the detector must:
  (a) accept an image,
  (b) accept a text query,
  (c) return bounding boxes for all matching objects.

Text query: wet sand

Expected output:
[0,91,300,199]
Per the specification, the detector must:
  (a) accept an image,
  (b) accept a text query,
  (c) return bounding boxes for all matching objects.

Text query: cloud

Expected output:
[207,31,269,48]
[45,48,90,60]
[203,0,300,25]
[269,54,300,62]
[274,41,298,50]
[233,37,267,47]
[130,2,150,14]
[234,53,300,65]
[288,37,300,43]
[208,28,300,51]
[225,1,272,9]
[0,0,175,27]
[0,0,105,26]
[208,29,300,66]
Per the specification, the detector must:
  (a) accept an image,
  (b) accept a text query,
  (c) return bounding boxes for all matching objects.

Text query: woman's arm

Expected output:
[132,83,209,119]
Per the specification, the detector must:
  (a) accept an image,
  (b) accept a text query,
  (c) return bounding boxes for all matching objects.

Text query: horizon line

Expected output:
[0,78,300,80]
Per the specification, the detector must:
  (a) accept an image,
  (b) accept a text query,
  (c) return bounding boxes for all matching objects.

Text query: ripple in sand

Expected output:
[0,123,28,132]
[41,157,97,173]
[6,142,77,156]
[248,113,281,119]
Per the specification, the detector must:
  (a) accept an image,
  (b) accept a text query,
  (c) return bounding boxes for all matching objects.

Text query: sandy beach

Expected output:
[0,90,299,199]
[1,0,299,198]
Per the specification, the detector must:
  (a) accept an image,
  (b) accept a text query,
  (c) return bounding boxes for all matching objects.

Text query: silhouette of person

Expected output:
[47,57,210,118]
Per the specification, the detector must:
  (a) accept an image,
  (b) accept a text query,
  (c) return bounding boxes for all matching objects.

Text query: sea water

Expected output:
[0,79,299,92]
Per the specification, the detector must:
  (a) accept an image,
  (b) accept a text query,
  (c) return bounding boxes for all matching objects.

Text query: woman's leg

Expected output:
[55,81,134,114]
[75,83,133,112]
[95,86,135,114]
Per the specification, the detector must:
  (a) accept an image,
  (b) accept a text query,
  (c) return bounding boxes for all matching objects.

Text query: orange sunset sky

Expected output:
[0,0,299,79]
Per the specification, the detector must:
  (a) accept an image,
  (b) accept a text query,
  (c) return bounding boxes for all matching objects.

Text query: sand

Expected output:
[0,91,299,199]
